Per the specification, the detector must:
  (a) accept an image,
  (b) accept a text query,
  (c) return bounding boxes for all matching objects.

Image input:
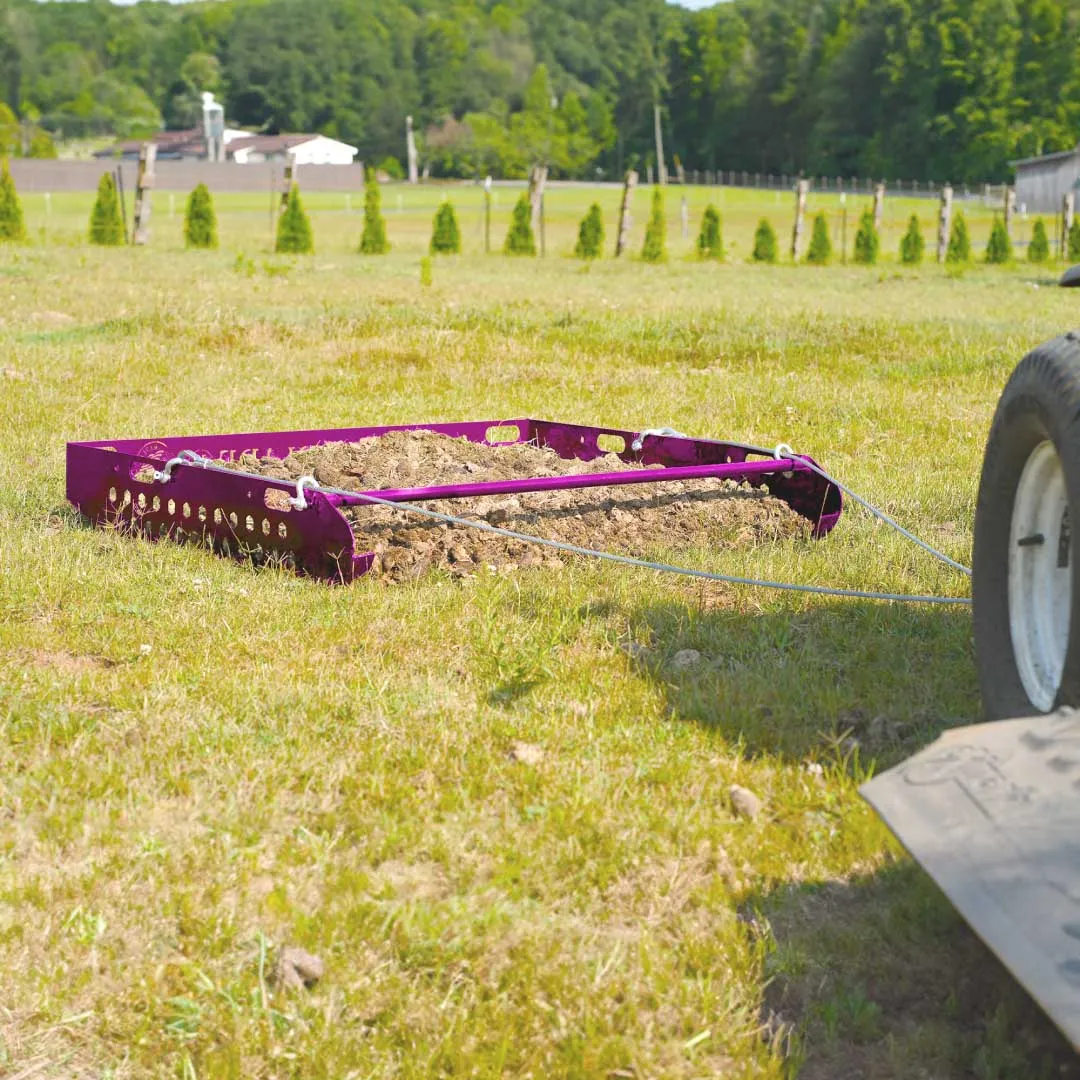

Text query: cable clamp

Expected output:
[154,449,208,483]
[290,475,321,510]
[631,427,688,452]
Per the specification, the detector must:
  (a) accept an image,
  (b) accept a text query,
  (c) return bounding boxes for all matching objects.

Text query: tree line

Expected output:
[0,0,1077,183]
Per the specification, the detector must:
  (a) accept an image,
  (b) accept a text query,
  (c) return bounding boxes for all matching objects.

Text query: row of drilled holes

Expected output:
[108,487,289,540]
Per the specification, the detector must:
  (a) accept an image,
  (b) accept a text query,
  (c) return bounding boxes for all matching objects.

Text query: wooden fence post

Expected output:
[1063,191,1075,260]
[615,168,638,257]
[872,181,885,232]
[680,195,689,240]
[1004,186,1016,238]
[132,142,156,246]
[937,184,953,264]
[528,163,547,241]
[653,103,667,186]
[791,178,808,261]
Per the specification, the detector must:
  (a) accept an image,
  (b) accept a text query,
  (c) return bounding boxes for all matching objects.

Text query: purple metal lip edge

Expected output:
[66,418,843,582]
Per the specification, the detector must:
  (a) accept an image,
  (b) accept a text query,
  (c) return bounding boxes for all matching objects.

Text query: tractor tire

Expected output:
[973,333,1080,719]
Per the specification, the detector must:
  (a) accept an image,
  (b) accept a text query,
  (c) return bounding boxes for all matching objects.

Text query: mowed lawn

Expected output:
[1,192,1079,1078]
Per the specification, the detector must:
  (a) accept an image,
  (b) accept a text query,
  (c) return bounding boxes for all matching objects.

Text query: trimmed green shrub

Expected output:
[900,215,924,265]
[806,212,831,265]
[946,212,971,264]
[1070,218,1080,261]
[641,187,667,263]
[985,216,1012,264]
[420,255,433,287]
[752,218,778,263]
[1028,218,1049,263]
[503,194,536,255]
[0,160,26,243]
[89,171,124,246]
[853,209,879,265]
[275,184,314,254]
[430,201,461,254]
[359,176,390,254]
[574,203,604,259]
[696,204,723,260]
[183,183,217,250]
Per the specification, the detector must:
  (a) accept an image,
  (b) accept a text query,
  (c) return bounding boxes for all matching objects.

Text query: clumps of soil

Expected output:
[232,430,809,582]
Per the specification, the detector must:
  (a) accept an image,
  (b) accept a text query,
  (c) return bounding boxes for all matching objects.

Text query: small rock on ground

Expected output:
[275,946,324,991]
[670,648,703,670]
[730,784,764,820]
[508,740,544,766]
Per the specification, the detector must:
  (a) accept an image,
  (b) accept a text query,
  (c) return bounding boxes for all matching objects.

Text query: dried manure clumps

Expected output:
[233,431,810,582]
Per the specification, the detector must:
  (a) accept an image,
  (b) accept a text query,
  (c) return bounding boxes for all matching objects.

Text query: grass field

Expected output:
[2,187,1079,1078]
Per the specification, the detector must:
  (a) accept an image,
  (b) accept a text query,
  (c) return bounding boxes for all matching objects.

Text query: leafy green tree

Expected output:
[641,187,666,263]
[430,200,461,254]
[900,215,924,265]
[0,160,26,242]
[853,209,879,265]
[752,219,778,263]
[0,103,18,158]
[985,217,1012,263]
[89,172,124,246]
[1027,218,1049,263]
[184,183,218,250]
[696,205,723,260]
[359,176,390,255]
[574,203,604,259]
[806,212,831,265]
[1069,218,1080,261]
[947,212,971,264]
[275,184,314,254]
[503,194,536,256]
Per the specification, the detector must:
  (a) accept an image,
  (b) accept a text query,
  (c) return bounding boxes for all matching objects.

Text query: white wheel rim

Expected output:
[1009,440,1072,712]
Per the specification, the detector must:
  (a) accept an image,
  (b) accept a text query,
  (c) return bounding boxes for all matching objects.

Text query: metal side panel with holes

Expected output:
[861,710,1080,1049]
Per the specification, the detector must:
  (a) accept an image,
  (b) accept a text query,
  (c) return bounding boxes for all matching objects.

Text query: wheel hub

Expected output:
[1008,440,1072,711]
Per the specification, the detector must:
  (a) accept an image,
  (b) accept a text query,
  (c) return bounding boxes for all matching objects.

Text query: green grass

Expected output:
[1,193,1077,1077]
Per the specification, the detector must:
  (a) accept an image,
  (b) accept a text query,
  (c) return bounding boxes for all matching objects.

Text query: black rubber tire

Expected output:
[973,333,1080,719]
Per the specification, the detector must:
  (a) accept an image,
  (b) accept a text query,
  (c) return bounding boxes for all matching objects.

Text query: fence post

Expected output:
[1004,186,1016,238]
[132,142,156,246]
[484,175,492,253]
[792,178,809,261]
[528,163,547,240]
[937,183,953,264]
[1063,191,1075,260]
[872,181,885,232]
[615,168,638,257]
[406,115,419,184]
[680,195,689,241]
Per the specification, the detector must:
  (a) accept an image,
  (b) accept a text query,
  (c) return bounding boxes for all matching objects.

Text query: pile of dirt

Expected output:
[232,431,809,581]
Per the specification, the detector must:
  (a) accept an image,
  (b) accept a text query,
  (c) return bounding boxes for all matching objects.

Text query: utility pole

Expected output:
[653,102,667,186]
[406,115,418,184]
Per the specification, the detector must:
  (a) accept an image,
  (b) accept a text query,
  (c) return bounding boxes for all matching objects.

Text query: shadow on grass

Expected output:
[623,597,976,763]
[749,862,1080,1080]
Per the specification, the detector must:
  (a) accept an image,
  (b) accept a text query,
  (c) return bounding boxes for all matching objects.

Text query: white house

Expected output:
[227,133,359,165]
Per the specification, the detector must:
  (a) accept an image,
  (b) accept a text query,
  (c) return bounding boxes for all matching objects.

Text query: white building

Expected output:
[226,133,359,165]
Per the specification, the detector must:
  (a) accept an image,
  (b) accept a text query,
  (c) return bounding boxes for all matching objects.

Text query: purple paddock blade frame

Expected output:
[66,418,843,583]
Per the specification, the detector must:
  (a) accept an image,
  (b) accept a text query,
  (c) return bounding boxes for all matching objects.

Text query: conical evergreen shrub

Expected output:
[574,203,604,259]
[696,205,723,260]
[752,219,778,263]
[641,187,666,263]
[359,176,390,254]
[900,215,924,265]
[503,194,536,255]
[183,183,218,250]
[430,201,461,254]
[89,172,124,246]
[946,212,971,264]
[1069,218,1080,261]
[0,160,26,243]
[275,184,314,254]
[853,208,879,265]
[1028,218,1049,263]
[806,212,831,265]
[985,217,1012,264]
